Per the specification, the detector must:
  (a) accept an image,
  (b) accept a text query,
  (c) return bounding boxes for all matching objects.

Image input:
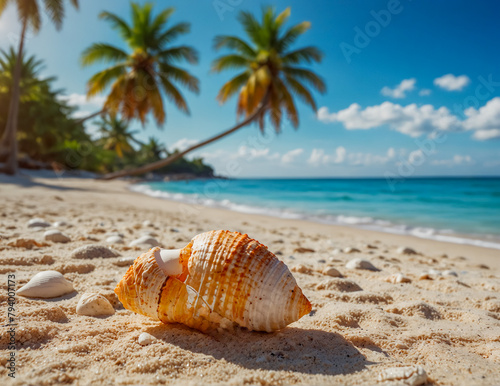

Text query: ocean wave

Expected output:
[130,183,500,251]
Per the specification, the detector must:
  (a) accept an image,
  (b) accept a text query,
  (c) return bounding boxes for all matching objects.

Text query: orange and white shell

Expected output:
[115,230,311,332]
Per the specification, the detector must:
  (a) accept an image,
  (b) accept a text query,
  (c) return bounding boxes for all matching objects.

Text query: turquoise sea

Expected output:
[131,177,500,250]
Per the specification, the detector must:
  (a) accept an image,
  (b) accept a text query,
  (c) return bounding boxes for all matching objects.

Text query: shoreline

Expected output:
[130,181,500,253]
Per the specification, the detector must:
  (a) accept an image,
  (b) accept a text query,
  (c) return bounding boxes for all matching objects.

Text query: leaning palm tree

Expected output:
[81,2,199,127]
[100,6,325,180]
[0,0,79,175]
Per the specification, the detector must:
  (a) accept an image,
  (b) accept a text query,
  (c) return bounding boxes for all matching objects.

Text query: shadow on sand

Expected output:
[146,324,373,377]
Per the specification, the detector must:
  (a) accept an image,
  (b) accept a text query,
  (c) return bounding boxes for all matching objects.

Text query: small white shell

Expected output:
[378,365,427,386]
[138,332,155,346]
[129,235,159,247]
[17,271,74,298]
[76,293,115,316]
[106,235,124,244]
[27,218,51,228]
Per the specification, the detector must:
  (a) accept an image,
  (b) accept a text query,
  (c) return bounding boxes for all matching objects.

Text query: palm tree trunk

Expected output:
[98,92,269,180]
[0,19,27,175]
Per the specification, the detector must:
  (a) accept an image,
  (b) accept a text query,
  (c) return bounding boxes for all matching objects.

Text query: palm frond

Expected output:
[213,35,256,57]
[150,6,174,33]
[156,22,190,47]
[159,77,189,114]
[283,66,326,93]
[44,0,64,30]
[0,0,12,17]
[99,11,132,41]
[81,43,129,66]
[277,21,311,52]
[211,54,250,73]
[86,64,127,96]
[159,64,199,93]
[157,45,198,64]
[238,11,265,47]
[217,71,250,103]
[282,46,323,64]
[285,75,316,111]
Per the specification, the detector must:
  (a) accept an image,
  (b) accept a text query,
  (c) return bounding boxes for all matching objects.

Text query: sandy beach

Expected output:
[0,173,499,386]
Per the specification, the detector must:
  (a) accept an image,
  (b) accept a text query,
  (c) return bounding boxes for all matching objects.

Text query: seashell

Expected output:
[385,273,411,284]
[76,293,115,316]
[17,271,74,298]
[27,218,51,228]
[44,229,71,243]
[378,365,427,386]
[115,230,311,332]
[138,332,155,346]
[106,235,124,244]
[128,235,160,248]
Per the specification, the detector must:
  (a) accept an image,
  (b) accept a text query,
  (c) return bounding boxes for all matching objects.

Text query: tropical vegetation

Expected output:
[0,0,80,175]
[0,2,325,180]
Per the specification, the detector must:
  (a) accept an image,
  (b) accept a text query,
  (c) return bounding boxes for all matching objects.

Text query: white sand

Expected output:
[0,174,499,385]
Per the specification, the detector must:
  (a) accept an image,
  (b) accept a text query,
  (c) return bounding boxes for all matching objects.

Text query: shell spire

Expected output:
[115,230,311,332]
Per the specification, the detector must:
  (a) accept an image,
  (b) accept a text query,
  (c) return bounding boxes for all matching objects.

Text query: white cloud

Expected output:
[59,93,106,107]
[381,78,416,99]
[419,89,432,96]
[463,97,500,140]
[434,74,470,91]
[317,102,461,137]
[431,154,473,167]
[308,146,397,167]
[169,138,199,152]
[281,148,304,164]
[307,147,346,166]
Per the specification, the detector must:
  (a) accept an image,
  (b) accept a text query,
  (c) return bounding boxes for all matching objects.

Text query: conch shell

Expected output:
[115,230,311,332]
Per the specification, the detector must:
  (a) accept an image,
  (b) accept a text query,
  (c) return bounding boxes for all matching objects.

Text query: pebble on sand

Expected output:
[322,267,342,277]
[138,332,155,346]
[345,258,379,271]
[128,235,160,248]
[71,245,120,259]
[142,220,153,228]
[442,270,458,277]
[378,365,427,386]
[385,273,412,284]
[106,235,124,244]
[397,246,417,255]
[44,229,71,243]
[27,218,51,228]
[52,221,68,227]
[76,293,115,316]
[343,247,361,254]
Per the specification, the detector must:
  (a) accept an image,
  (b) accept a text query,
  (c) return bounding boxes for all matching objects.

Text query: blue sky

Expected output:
[1,0,499,177]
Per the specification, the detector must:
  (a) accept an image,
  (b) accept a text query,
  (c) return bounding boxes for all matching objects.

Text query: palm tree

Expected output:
[81,2,199,127]
[96,115,139,158]
[100,6,325,180]
[140,136,167,161]
[0,0,79,175]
